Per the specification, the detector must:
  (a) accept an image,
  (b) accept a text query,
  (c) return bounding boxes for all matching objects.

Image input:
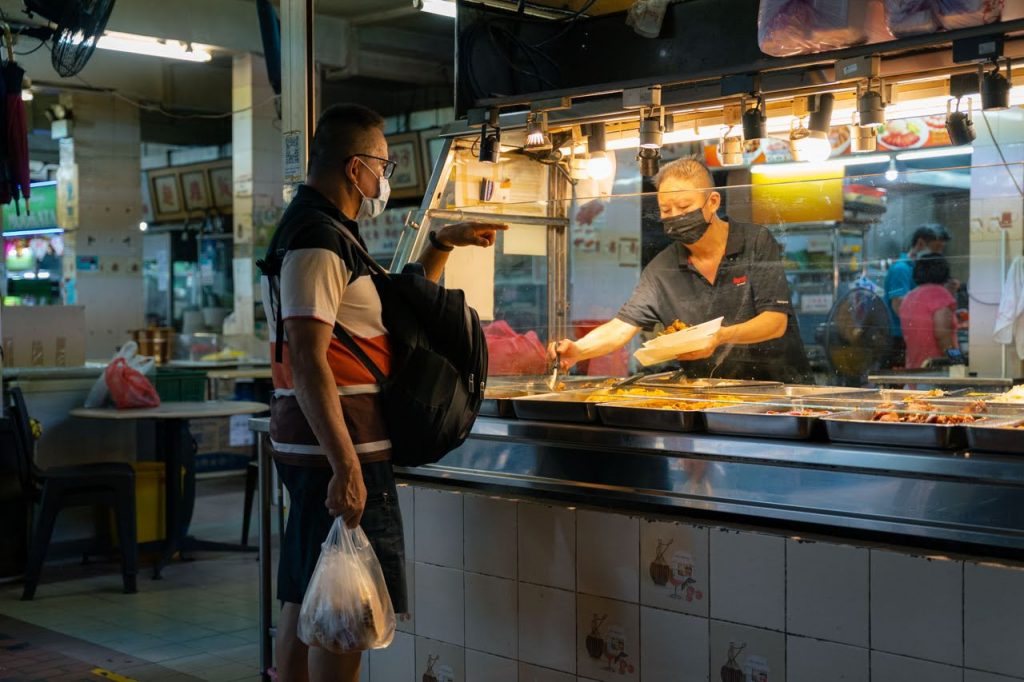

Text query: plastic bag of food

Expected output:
[936,0,1003,28]
[298,519,396,654]
[483,320,548,375]
[758,0,875,56]
[105,357,161,409]
[885,0,941,35]
[85,341,156,408]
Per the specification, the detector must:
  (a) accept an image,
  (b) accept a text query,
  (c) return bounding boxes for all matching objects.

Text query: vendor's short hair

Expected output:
[908,224,949,249]
[308,104,385,175]
[654,158,714,192]
[913,253,951,286]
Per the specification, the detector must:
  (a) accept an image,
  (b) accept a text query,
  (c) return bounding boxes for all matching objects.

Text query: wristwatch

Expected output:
[429,230,453,252]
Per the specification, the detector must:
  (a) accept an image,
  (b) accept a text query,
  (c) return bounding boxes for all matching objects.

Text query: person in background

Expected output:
[885,225,951,320]
[261,104,504,682]
[898,253,959,369]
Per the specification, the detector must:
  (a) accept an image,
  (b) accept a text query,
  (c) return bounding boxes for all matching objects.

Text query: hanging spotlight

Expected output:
[856,81,886,128]
[479,109,501,163]
[585,122,613,180]
[981,59,1011,111]
[885,158,899,181]
[525,111,551,150]
[789,93,834,163]
[718,127,744,166]
[742,94,766,142]
[849,113,877,153]
[945,97,976,146]
[637,107,664,177]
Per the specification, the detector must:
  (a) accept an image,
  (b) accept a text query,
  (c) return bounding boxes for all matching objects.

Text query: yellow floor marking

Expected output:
[91,669,138,682]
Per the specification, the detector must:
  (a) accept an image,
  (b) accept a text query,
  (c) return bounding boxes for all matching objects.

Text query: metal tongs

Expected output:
[547,351,561,392]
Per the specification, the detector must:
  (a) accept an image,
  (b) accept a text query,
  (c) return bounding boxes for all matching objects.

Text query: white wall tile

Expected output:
[417,636,466,682]
[709,530,785,631]
[870,551,963,666]
[370,630,415,682]
[416,487,464,569]
[640,607,709,682]
[398,559,415,635]
[577,510,640,603]
[786,540,869,647]
[517,663,575,682]
[787,636,868,682]
[518,583,576,674]
[464,495,517,580]
[871,651,962,682]
[709,621,786,682]
[966,561,1024,678]
[415,563,465,647]
[466,650,517,682]
[518,502,576,591]
[577,595,640,682]
[397,484,415,561]
[465,572,518,659]
[640,520,708,617]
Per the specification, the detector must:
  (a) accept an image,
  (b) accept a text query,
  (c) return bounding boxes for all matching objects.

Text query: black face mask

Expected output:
[663,205,711,245]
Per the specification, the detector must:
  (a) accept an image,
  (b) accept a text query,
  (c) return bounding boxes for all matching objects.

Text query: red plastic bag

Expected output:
[105,357,161,409]
[483,321,549,375]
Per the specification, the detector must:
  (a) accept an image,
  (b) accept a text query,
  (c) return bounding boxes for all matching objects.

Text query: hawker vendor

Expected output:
[551,158,811,383]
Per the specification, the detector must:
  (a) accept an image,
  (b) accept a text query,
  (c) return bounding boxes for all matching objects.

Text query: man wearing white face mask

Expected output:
[259,104,505,682]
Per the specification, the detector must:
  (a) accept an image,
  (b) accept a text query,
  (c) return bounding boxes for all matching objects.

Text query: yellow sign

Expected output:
[750,163,844,224]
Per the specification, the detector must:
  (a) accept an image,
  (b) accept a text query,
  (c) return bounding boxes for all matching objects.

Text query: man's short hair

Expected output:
[654,157,715,192]
[908,224,949,249]
[308,104,385,175]
[913,253,951,286]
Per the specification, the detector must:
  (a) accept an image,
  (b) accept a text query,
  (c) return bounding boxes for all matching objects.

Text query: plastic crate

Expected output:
[154,368,207,402]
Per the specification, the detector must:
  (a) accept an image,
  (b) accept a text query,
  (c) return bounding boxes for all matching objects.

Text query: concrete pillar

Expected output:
[229,53,283,336]
[68,93,144,359]
[968,108,1024,378]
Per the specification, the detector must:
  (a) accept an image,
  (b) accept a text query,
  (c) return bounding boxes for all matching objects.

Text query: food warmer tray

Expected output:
[966,419,1024,455]
[843,389,969,402]
[714,385,873,398]
[703,400,848,440]
[634,374,782,392]
[510,390,615,423]
[593,396,739,432]
[821,410,976,450]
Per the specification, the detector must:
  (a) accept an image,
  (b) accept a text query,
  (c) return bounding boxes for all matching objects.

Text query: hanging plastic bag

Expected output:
[105,357,161,409]
[936,0,1003,29]
[886,0,941,36]
[298,519,396,654]
[85,341,157,408]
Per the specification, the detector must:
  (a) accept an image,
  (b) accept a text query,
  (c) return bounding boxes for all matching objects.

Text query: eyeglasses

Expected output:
[349,153,397,180]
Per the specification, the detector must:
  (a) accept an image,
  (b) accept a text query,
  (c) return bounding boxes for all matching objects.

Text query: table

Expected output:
[71,401,269,578]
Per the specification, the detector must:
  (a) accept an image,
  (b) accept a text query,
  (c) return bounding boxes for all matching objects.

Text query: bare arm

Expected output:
[550,318,641,370]
[285,317,365,526]
[932,307,956,353]
[416,222,507,282]
[676,311,788,362]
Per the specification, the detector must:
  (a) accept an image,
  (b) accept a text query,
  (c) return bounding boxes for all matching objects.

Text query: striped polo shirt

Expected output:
[260,185,391,464]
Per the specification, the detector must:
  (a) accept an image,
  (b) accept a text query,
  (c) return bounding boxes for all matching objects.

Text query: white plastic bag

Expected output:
[298,519,396,654]
[936,0,1003,29]
[84,341,157,408]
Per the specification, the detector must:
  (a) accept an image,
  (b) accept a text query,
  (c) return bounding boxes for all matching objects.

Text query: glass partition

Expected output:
[408,113,1024,388]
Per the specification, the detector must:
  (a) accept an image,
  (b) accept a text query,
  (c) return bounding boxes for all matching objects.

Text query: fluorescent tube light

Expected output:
[895,146,973,161]
[420,0,456,18]
[97,31,212,62]
[2,228,64,237]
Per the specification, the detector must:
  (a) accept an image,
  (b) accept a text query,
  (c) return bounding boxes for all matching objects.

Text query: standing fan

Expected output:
[25,0,116,77]
[822,286,895,385]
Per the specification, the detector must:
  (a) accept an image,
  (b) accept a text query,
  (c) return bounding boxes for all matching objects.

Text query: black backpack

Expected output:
[258,219,488,467]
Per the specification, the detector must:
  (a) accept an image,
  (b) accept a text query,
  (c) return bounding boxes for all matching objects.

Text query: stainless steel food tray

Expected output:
[821,410,982,450]
[966,419,1024,455]
[634,373,782,392]
[510,390,620,423]
[703,400,846,440]
[714,385,873,398]
[594,395,754,432]
[850,388,968,401]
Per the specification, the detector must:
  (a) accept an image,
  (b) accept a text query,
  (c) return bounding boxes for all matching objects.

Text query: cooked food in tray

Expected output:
[870,399,988,424]
[657,319,689,336]
[765,408,834,417]
[613,397,744,411]
[990,385,1024,404]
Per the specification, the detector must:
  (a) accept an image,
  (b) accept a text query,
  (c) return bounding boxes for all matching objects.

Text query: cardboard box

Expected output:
[190,417,222,455]
[1,305,86,367]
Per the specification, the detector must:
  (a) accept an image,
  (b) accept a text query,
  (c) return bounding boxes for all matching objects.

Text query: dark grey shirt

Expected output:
[616,221,811,383]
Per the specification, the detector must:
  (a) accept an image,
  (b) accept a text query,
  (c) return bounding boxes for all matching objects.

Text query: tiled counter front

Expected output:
[362,482,1024,682]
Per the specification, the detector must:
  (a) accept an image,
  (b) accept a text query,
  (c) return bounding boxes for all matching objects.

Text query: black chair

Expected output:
[6,387,139,600]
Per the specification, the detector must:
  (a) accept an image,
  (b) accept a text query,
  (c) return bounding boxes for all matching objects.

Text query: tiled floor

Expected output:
[0,476,266,682]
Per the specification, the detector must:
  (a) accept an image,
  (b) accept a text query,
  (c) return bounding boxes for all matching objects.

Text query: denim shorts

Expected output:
[274,458,408,613]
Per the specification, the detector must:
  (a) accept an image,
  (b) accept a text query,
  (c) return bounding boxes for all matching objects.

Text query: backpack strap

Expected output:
[328,220,389,277]
[331,322,388,384]
[255,250,287,364]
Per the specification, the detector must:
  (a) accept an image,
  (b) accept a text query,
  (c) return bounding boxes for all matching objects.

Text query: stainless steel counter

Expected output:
[249,416,1024,553]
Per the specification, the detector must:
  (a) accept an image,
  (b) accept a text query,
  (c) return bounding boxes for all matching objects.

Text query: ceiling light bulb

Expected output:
[525,112,551,150]
[586,151,613,180]
[139,221,148,232]
[21,89,33,101]
[857,89,886,128]
[789,126,831,162]
[885,158,899,181]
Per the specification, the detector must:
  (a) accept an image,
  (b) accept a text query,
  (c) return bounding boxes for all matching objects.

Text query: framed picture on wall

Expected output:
[180,169,211,211]
[386,132,423,199]
[208,165,233,210]
[419,127,447,182]
[150,170,185,220]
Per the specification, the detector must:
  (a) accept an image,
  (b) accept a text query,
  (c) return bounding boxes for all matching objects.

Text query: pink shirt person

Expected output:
[899,282,958,369]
